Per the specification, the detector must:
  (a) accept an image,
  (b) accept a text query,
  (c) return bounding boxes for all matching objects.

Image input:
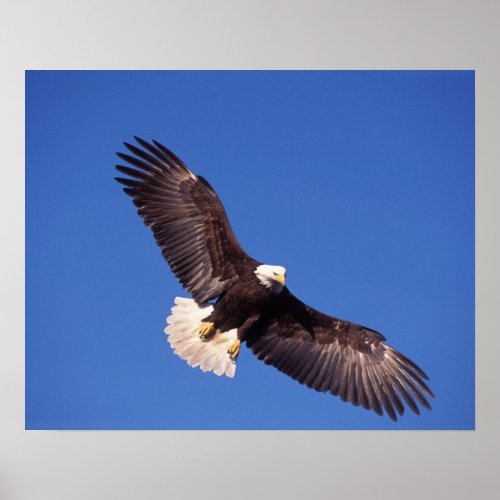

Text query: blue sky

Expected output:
[26,71,474,430]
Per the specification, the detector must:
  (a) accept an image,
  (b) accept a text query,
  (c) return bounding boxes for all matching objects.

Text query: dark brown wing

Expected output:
[115,137,257,302]
[247,290,434,421]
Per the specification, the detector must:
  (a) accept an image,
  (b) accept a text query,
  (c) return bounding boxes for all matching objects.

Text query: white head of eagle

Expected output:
[254,264,287,293]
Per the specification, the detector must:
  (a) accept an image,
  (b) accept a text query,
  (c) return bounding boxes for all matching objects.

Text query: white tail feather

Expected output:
[165,297,237,378]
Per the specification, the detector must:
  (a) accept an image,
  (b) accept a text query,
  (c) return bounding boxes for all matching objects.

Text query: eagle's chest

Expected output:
[212,274,275,330]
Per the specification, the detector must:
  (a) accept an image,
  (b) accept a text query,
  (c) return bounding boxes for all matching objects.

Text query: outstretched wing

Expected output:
[247,290,433,421]
[115,137,257,302]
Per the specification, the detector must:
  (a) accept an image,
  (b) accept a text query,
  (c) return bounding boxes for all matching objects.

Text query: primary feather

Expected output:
[116,136,256,302]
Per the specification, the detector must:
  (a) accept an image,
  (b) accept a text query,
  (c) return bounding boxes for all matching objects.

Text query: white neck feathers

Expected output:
[254,264,286,294]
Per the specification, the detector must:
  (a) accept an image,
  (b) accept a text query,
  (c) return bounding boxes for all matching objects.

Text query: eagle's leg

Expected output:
[199,321,216,341]
[227,339,241,362]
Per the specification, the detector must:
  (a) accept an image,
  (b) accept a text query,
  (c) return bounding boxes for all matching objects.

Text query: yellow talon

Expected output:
[228,339,241,362]
[199,322,215,340]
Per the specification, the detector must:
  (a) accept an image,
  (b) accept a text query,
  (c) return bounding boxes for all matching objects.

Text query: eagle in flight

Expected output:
[115,137,433,421]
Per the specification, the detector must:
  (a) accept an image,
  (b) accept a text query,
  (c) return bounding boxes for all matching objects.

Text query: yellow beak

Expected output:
[275,273,286,286]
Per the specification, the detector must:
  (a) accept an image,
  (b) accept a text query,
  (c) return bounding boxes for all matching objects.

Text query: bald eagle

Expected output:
[115,137,433,421]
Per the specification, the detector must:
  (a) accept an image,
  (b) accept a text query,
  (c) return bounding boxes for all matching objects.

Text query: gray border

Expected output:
[3,1,499,499]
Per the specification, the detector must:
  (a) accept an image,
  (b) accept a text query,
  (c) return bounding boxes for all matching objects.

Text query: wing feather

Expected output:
[247,290,433,421]
[116,138,257,302]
